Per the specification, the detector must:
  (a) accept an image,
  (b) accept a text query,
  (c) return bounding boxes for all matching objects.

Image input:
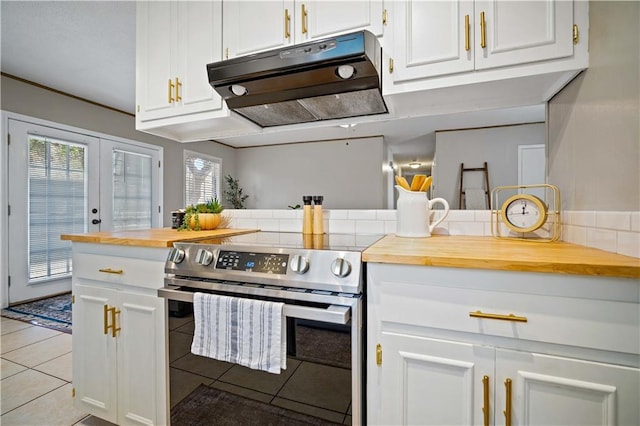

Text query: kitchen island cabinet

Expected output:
[71,242,169,426]
[62,227,259,425]
[222,0,384,59]
[364,236,640,425]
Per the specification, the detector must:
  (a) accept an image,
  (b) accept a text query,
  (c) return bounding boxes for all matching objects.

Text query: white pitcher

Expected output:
[396,185,450,237]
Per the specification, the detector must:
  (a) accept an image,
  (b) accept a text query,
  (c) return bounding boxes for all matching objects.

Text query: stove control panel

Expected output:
[216,250,289,274]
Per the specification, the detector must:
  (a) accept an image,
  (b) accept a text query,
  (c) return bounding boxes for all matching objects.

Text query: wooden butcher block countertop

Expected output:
[363,235,640,279]
[60,227,259,248]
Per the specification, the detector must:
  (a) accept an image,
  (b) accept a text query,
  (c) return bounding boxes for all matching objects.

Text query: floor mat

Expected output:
[1,293,72,333]
[171,384,343,426]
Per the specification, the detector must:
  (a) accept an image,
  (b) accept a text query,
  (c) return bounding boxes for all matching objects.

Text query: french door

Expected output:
[7,118,161,304]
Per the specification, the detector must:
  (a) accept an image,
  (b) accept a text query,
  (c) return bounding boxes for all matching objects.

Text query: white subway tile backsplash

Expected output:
[595,211,631,231]
[347,210,377,220]
[272,210,298,219]
[250,209,274,219]
[355,220,385,235]
[384,221,397,234]
[448,221,485,236]
[446,210,476,222]
[257,219,279,232]
[562,224,588,246]
[376,210,397,221]
[234,218,258,229]
[279,219,302,233]
[224,209,638,258]
[475,210,492,222]
[630,212,640,232]
[328,219,356,234]
[566,211,596,227]
[326,210,348,219]
[617,231,640,258]
[587,228,617,253]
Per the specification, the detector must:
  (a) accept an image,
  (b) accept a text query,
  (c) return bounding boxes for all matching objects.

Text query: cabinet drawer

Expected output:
[378,281,639,355]
[73,252,165,290]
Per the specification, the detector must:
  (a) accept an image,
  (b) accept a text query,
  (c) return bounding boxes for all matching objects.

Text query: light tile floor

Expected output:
[0,317,113,426]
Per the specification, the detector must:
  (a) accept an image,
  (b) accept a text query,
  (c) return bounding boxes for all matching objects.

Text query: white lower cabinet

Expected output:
[367,263,640,426]
[71,244,168,426]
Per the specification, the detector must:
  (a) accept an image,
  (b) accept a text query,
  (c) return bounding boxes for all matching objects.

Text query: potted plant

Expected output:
[224,175,249,209]
[179,198,224,231]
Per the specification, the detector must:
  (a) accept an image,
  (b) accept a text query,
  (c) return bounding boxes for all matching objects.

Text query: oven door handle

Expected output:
[159,287,351,325]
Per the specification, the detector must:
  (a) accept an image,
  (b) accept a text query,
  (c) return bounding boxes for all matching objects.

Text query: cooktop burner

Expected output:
[193,231,384,252]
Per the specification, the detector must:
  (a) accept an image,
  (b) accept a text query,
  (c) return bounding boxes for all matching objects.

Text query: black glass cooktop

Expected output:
[193,231,384,252]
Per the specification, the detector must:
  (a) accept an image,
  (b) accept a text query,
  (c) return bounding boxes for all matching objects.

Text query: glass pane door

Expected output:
[7,119,99,303]
[100,139,161,232]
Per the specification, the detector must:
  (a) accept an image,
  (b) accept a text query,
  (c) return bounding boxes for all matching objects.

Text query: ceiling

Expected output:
[1,1,544,166]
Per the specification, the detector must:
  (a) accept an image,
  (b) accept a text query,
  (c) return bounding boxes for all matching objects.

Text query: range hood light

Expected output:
[336,64,356,79]
[409,162,421,169]
[230,85,248,96]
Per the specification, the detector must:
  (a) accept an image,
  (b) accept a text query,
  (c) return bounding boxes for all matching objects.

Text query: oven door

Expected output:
[159,276,364,425]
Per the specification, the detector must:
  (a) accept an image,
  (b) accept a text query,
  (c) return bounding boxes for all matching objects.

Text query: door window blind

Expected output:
[28,134,87,281]
[184,150,221,206]
[112,149,153,231]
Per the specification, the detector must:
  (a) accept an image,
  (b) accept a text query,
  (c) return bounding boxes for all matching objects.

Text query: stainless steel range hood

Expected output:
[207,30,387,128]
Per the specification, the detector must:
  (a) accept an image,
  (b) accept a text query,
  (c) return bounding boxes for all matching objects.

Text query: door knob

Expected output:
[92,219,102,225]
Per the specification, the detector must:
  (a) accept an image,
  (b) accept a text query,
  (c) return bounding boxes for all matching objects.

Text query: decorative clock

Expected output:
[491,184,561,242]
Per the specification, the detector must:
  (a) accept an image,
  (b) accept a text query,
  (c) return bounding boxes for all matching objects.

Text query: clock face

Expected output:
[501,194,547,233]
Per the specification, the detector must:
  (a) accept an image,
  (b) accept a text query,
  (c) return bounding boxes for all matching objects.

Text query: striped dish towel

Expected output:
[191,292,286,374]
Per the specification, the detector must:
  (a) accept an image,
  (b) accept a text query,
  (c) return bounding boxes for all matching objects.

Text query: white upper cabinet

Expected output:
[389,0,475,82]
[387,0,583,88]
[222,0,384,59]
[137,0,256,142]
[475,0,575,70]
[137,0,222,123]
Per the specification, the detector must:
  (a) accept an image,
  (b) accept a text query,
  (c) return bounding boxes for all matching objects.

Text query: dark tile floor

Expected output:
[169,314,353,425]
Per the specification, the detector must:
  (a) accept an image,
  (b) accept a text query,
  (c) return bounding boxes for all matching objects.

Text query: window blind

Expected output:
[112,149,152,231]
[28,135,86,281]
[184,150,221,206]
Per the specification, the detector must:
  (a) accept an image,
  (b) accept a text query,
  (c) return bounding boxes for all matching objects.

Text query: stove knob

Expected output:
[331,258,352,278]
[195,249,214,266]
[290,255,310,274]
[167,248,185,264]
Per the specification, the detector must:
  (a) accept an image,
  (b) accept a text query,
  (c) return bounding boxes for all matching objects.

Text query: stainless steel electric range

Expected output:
[160,231,383,425]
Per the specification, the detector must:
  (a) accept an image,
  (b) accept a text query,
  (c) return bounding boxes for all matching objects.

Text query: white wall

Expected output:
[235,137,386,209]
[548,1,639,211]
[433,123,545,208]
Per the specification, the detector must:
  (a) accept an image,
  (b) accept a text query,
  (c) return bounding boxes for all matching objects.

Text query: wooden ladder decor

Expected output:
[459,162,490,209]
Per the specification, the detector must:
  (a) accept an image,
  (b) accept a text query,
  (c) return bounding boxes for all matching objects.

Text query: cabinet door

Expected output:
[174,1,223,117]
[299,1,384,41]
[475,0,574,70]
[73,284,118,424]
[496,349,640,426]
[390,0,474,82]
[136,1,177,121]
[116,291,167,426]
[223,1,294,58]
[375,332,494,425]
